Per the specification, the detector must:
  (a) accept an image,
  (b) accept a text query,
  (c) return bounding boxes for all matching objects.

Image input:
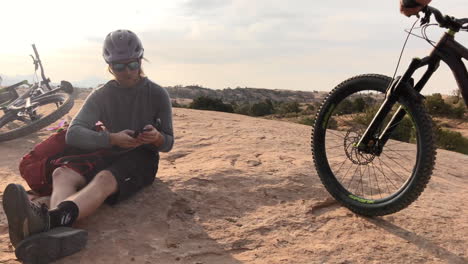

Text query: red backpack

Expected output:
[19,129,69,196]
[19,125,117,196]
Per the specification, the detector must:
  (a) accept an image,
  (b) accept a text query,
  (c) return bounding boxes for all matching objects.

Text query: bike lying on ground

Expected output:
[0,44,74,142]
[311,6,468,216]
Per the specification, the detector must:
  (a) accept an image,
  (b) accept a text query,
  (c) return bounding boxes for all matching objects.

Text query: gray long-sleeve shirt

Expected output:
[66,77,174,153]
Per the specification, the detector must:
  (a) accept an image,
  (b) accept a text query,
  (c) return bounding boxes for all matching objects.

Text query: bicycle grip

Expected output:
[402,0,422,8]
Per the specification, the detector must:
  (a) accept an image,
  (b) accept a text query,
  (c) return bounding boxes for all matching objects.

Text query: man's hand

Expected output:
[400,0,432,17]
[109,130,143,148]
[136,125,165,147]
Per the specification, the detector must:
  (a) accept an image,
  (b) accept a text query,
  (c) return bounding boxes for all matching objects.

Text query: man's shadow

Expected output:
[58,178,243,264]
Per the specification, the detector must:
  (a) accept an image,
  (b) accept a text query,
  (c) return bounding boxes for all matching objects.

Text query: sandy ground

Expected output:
[0,99,467,264]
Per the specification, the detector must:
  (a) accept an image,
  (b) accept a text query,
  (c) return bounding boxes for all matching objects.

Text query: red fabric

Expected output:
[19,129,68,196]
[18,125,114,196]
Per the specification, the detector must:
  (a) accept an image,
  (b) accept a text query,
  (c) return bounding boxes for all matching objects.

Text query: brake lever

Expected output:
[30,55,39,71]
[420,7,431,26]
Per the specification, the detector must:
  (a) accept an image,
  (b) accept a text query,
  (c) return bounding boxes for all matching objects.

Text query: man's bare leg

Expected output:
[50,167,87,209]
[63,170,118,220]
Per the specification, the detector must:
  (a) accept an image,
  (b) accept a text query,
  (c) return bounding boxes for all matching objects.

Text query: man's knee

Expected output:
[52,167,86,188]
[90,170,118,194]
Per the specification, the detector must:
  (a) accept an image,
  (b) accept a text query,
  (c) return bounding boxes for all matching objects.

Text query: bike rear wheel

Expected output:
[0,92,74,142]
[311,74,436,216]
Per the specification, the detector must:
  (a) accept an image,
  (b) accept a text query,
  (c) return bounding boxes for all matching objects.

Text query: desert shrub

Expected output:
[334,99,354,115]
[276,101,300,114]
[451,104,466,119]
[250,101,274,116]
[352,97,367,113]
[327,117,338,129]
[299,116,315,126]
[189,96,234,113]
[435,127,468,154]
[233,103,251,115]
[425,93,466,119]
[284,112,299,118]
[301,104,316,115]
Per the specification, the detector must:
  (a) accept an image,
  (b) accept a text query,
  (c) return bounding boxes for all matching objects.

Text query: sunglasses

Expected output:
[111,61,140,72]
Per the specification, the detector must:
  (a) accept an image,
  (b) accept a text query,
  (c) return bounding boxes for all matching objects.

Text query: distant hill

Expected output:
[165,85,327,104]
[74,85,329,104]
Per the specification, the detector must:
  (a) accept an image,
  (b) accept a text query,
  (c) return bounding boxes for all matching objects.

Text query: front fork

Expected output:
[356,57,439,155]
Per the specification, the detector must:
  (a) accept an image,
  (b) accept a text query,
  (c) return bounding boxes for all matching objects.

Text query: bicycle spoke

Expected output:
[339,162,355,183]
[376,157,403,189]
[347,165,361,190]
[377,159,394,195]
[327,154,347,160]
[380,153,412,177]
[383,149,414,151]
[332,158,349,175]
[367,164,372,198]
[371,163,383,199]
[359,165,364,196]
[385,146,415,161]
[325,144,344,150]
[326,130,347,138]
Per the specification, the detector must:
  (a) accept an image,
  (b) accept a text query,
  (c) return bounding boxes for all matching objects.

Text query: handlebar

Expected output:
[31,44,52,91]
[422,6,468,32]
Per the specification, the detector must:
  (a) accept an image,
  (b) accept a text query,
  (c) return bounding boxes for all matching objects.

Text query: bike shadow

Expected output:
[366,217,468,264]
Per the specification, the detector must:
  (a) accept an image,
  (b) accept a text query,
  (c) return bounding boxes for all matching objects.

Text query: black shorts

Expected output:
[82,147,159,205]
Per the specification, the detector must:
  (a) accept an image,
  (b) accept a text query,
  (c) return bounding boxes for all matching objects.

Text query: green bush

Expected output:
[299,116,315,126]
[284,112,299,118]
[334,97,369,116]
[425,93,466,119]
[352,97,367,113]
[327,117,338,129]
[335,99,354,115]
[250,101,274,116]
[276,101,300,114]
[451,104,466,119]
[435,127,468,154]
[189,96,234,113]
[300,104,315,115]
[233,103,251,115]
[390,116,416,143]
[171,100,182,108]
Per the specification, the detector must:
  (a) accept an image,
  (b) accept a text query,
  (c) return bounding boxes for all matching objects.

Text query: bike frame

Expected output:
[357,29,468,154]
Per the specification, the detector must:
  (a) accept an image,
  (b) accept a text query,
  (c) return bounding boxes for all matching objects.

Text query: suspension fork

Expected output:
[356,57,439,154]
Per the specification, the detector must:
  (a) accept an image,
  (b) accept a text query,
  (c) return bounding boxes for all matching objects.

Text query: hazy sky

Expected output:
[1,0,467,95]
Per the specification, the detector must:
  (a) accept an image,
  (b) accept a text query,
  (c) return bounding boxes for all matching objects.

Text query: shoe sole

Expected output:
[2,184,30,247]
[15,227,87,264]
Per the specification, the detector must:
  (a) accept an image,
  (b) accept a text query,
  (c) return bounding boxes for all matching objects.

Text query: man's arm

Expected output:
[66,92,112,150]
[138,88,174,153]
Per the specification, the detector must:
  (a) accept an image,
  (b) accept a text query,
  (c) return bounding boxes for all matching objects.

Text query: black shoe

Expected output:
[15,227,87,264]
[2,184,50,247]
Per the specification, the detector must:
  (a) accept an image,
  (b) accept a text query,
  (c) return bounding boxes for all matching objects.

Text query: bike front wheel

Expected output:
[311,74,436,216]
[0,92,74,142]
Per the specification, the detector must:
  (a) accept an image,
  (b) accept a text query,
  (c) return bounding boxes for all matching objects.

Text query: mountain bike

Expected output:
[311,6,468,216]
[0,44,74,142]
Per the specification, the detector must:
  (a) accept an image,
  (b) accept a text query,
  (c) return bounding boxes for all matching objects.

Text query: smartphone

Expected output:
[132,127,152,138]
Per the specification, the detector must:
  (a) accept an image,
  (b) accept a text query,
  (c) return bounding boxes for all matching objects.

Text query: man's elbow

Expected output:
[159,135,174,153]
[65,128,79,147]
